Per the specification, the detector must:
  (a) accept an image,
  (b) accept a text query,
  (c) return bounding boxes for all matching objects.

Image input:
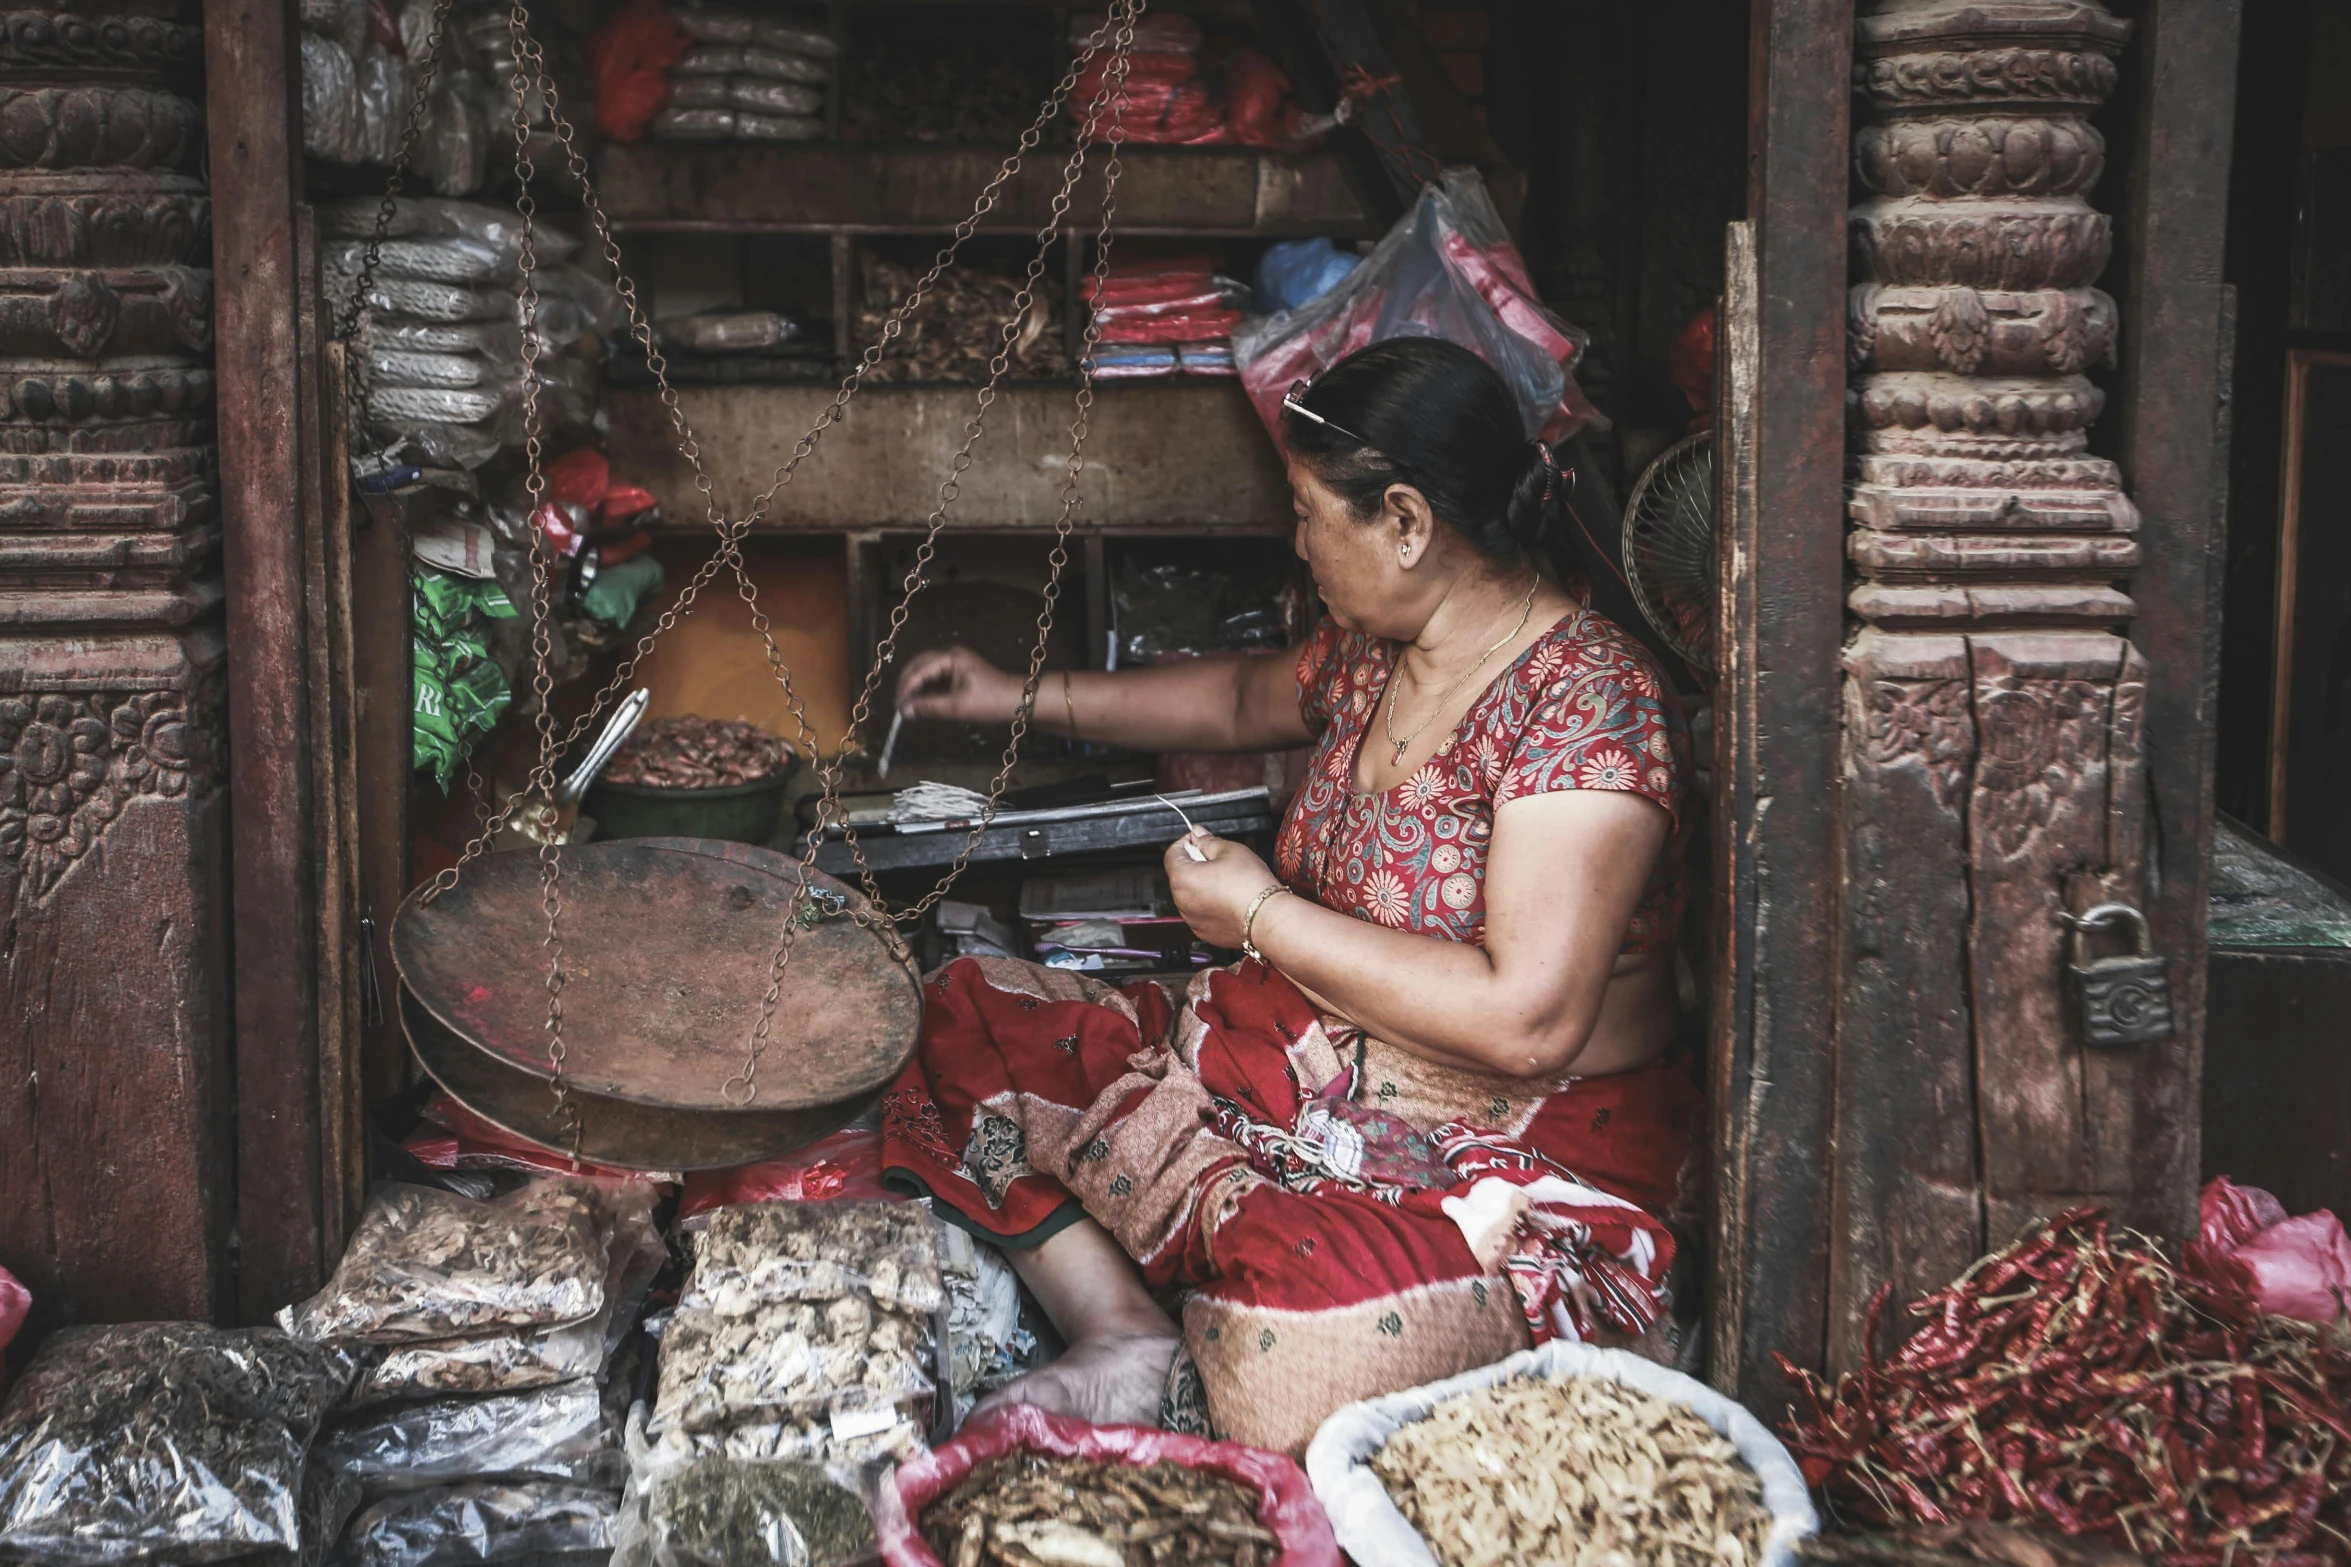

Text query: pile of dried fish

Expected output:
[922,1454,1278,1567]
[648,1456,877,1567]
[650,1201,943,1470]
[856,257,1067,384]
[283,1179,610,1344]
[1372,1374,1776,1567]
[0,1323,355,1564]
[604,715,797,789]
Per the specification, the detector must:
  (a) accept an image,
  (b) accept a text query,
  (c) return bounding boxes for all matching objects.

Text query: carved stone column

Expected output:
[0,2,230,1326]
[1832,0,2151,1368]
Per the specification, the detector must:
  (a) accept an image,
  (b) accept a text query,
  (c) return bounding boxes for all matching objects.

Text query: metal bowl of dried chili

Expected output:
[587,716,801,845]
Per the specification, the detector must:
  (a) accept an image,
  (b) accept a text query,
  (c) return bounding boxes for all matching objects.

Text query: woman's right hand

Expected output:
[895,645,1025,726]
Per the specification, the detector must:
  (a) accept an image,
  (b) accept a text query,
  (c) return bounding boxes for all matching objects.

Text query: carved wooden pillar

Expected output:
[1832,0,2156,1368]
[0,2,231,1326]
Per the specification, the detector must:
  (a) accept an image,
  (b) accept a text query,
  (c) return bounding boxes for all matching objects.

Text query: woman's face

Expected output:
[1288,457,1426,637]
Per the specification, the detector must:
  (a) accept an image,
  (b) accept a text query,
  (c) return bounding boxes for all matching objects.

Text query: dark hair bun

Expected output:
[1280,337,1553,562]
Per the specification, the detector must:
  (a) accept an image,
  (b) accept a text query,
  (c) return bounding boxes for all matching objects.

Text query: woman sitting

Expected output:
[882,336,1695,1454]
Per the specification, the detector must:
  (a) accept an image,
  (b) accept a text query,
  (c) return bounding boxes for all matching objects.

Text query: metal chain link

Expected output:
[378,0,1149,1118]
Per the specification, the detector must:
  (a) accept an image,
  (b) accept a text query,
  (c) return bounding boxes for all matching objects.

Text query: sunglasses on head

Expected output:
[1281,378,1379,450]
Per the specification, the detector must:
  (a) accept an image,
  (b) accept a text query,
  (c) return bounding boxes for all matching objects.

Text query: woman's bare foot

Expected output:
[973,1331,1180,1428]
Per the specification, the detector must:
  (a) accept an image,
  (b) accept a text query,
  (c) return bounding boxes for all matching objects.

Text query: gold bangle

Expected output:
[1240,882,1294,964]
[1061,669,1079,741]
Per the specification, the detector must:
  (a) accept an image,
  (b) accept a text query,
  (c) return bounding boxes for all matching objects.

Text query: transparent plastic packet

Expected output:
[726,77,823,117]
[421,71,491,198]
[319,196,581,262]
[301,0,368,54]
[685,1202,946,1318]
[282,1179,609,1346]
[659,310,787,354]
[302,31,366,164]
[734,111,823,143]
[669,8,838,60]
[376,420,504,470]
[356,43,411,165]
[335,1481,620,1567]
[651,1295,935,1437]
[347,1184,665,1407]
[369,349,487,389]
[650,1460,878,1567]
[647,1408,928,1474]
[649,106,737,140]
[673,44,827,84]
[301,1461,365,1567]
[317,1377,622,1495]
[328,236,511,286]
[0,1323,355,1566]
[329,273,513,324]
[368,385,503,426]
[665,75,728,108]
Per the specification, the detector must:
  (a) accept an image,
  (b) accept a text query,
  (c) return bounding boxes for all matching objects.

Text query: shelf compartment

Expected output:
[594,143,1377,237]
[605,380,1291,531]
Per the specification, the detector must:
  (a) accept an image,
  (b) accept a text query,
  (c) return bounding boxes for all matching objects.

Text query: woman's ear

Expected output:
[1386,483,1437,567]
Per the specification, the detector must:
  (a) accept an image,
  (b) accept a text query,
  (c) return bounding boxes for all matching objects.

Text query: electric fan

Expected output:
[1620,430,1716,680]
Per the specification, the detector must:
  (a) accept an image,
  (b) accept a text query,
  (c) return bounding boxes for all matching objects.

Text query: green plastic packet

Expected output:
[580,553,664,628]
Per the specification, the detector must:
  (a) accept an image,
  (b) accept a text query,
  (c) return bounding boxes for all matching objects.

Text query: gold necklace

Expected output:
[1382,574,1541,766]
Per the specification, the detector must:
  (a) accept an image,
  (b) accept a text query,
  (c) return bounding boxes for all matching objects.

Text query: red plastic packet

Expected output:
[587,0,689,142]
[2185,1176,2351,1326]
[598,481,659,527]
[876,1405,1342,1567]
[1224,47,1293,148]
[675,1128,891,1225]
[545,447,612,510]
[1095,308,1241,345]
[1083,256,1218,296]
[414,1092,677,1185]
[0,1266,27,1400]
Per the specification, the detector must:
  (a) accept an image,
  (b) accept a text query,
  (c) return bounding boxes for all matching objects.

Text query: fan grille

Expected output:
[1621,431,1716,677]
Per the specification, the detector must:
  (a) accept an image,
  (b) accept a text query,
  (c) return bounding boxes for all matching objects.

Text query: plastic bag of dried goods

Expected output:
[1235,168,1603,448]
[0,1323,354,1566]
[878,1404,1341,1567]
[337,1481,619,1567]
[734,111,823,142]
[355,43,411,164]
[646,1407,928,1473]
[318,1378,620,1494]
[369,348,487,389]
[348,1182,666,1406]
[726,77,822,117]
[283,1179,608,1345]
[330,236,510,286]
[2186,1176,2351,1325]
[673,43,827,84]
[684,1201,945,1317]
[421,68,491,196]
[303,1461,365,1567]
[303,0,369,54]
[303,30,368,164]
[647,1458,876,1567]
[650,1295,937,1437]
[331,271,512,323]
[1303,1341,1816,1567]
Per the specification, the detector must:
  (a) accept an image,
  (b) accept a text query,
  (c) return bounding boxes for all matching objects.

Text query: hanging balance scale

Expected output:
[375,0,1152,1169]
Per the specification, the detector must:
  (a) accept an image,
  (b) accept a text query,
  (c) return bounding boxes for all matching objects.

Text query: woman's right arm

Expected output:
[893,645,1315,755]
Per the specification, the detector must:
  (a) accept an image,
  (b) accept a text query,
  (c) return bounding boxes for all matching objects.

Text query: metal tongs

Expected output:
[555,689,651,805]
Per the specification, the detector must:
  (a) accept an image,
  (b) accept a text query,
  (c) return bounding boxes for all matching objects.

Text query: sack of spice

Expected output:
[877,1403,1343,1567]
[0,1323,355,1565]
[1305,1341,1816,1567]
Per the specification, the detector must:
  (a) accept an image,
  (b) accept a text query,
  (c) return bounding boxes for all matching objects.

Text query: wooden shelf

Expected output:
[606,379,1292,532]
[594,142,1378,238]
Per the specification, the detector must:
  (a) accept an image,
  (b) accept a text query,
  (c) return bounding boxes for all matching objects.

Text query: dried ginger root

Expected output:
[1371,1374,1774,1567]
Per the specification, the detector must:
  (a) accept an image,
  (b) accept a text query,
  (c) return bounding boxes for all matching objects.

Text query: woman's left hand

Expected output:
[1165,832,1284,949]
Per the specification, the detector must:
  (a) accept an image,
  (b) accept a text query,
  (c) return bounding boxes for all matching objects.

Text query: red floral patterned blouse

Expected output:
[1273,606,1688,955]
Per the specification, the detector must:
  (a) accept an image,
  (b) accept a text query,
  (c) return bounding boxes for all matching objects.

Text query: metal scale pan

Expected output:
[391,837,924,1171]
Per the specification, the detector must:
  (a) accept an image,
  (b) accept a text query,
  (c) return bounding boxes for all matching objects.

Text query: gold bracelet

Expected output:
[1061,669,1079,740]
[1240,882,1294,965]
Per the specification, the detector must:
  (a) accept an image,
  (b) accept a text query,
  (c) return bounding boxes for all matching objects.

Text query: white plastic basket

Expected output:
[1304,1341,1820,1567]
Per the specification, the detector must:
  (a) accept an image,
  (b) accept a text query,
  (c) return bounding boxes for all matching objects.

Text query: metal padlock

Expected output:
[2063,903,2174,1047]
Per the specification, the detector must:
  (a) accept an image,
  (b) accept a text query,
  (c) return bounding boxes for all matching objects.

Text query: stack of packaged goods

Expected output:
[410,566,517,793]
[280,1177,667,1567]
[321,197,619,474]
[1069,10,1297,148]
[651,6,837,144]
[1084,258,1248,380]
[301,0,534,196]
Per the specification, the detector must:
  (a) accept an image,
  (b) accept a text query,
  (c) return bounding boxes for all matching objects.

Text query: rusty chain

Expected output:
[366,0,1148,1115]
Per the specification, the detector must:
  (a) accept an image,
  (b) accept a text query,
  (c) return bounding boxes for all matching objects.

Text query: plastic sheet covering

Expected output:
[302,31,367,164]
[319,1378,620,1494]
[283,1180,609,1345]
[337,1482,619,1567]
[1234,168,1603,448]
[0,1323,355,1567]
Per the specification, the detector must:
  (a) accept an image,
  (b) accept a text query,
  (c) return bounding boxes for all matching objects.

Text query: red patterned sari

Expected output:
[880,606,1699,1453]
